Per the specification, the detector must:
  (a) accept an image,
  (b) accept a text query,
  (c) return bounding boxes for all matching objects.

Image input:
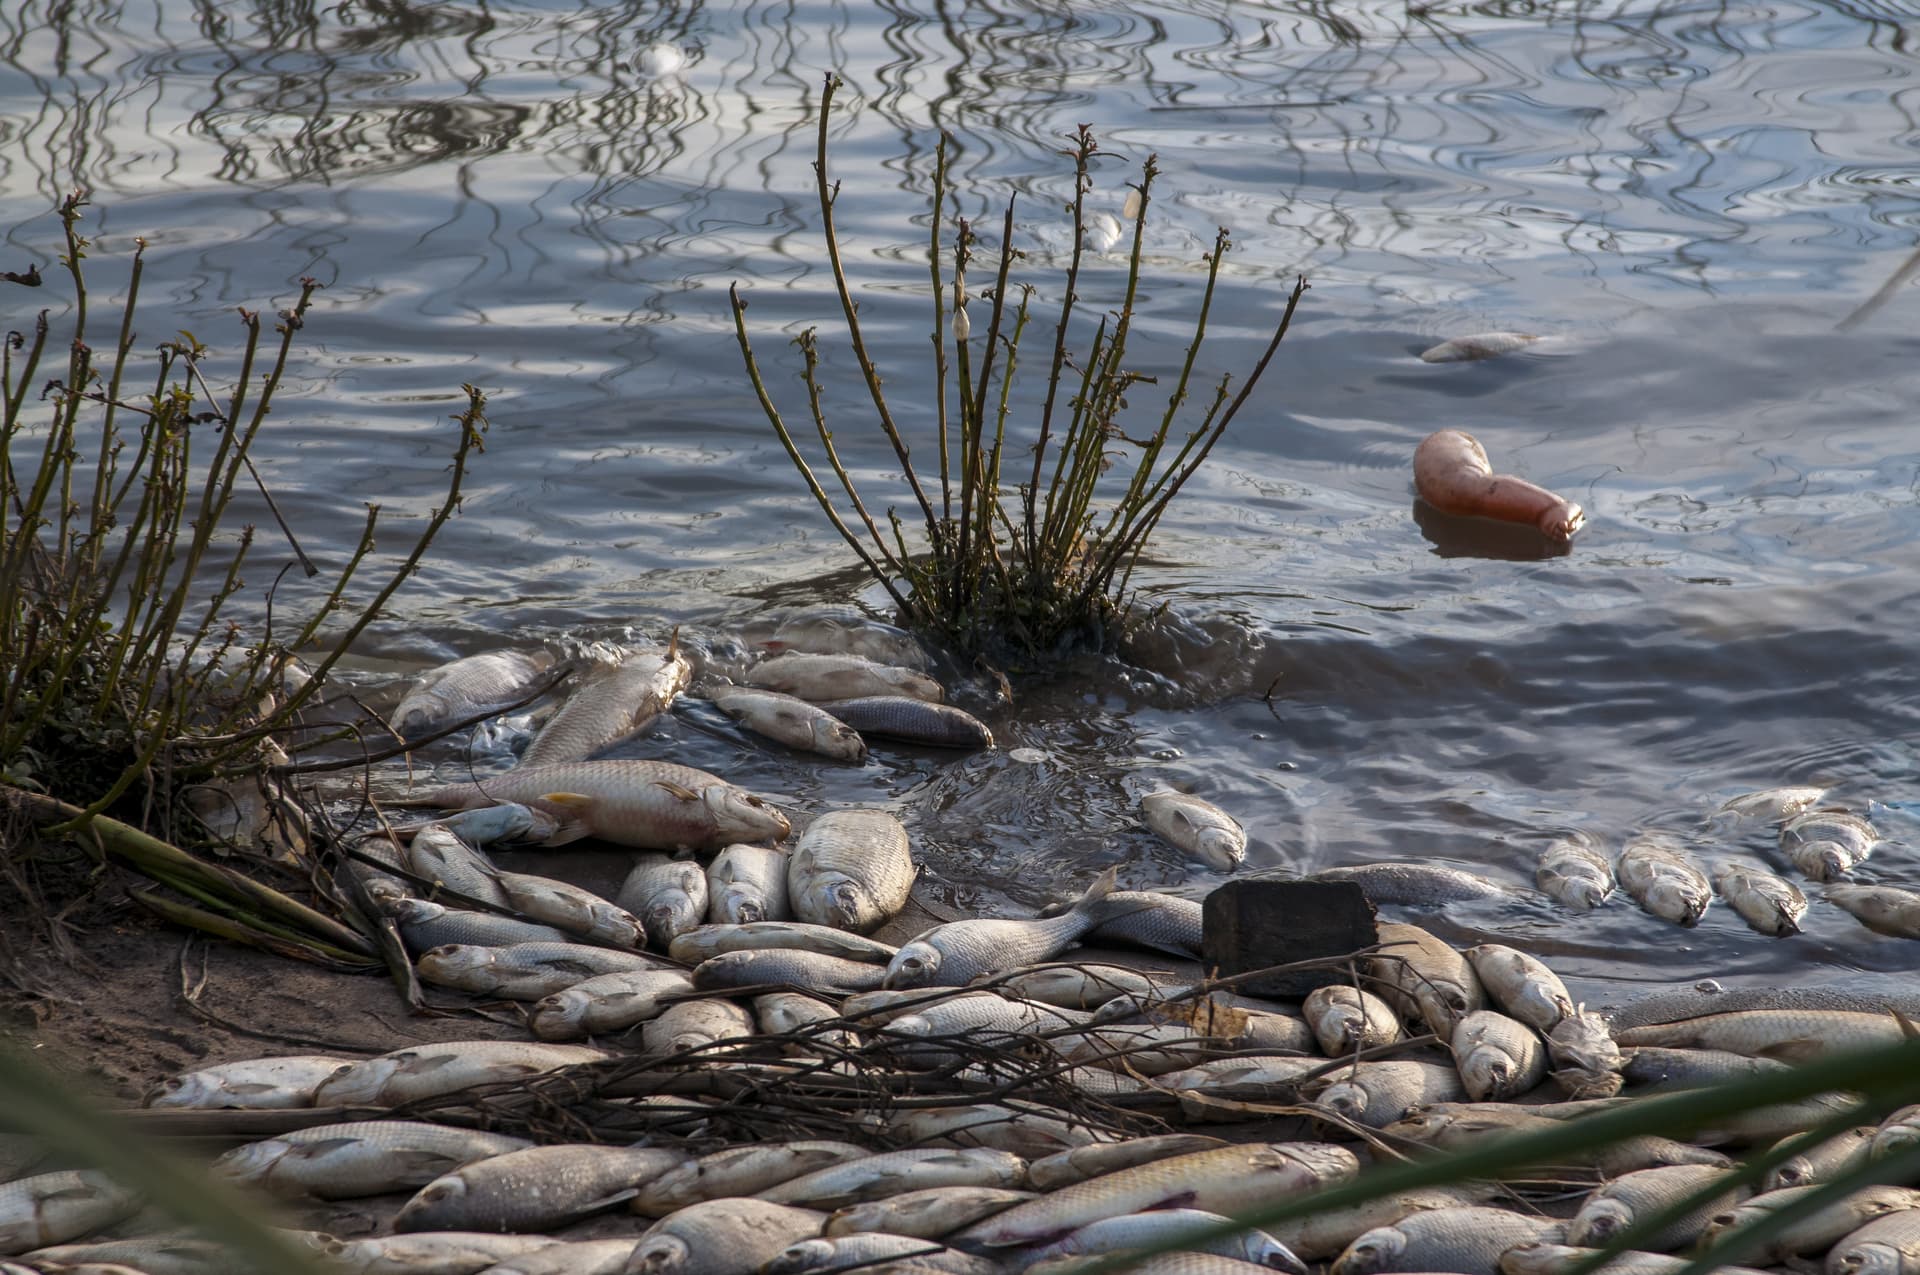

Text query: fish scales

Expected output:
[1704,1185,1920,1261]
[757,1149,1027,1209]
[392,898,575,950]
[0,1170,141,1256]
[145,1055,352,1111]
[1617,835,1711,926]
[209,1121,532,1199]
[788,810,915,934]
[314,1041,609,1106]
[628,1198,827,1275]
[521,643,689,767]
[394,651,554,740]
[826,1187,1036,1240]
[1027,1136,1231,1192]
[1827,884,1920,939]
[395,1145,688,1233]
[747,652,944,704]
[1080,892,1203,957]
[1371,922,1487,1038]
[1021,1208,1307,1273]
[1781,809,1878,881]
[1332,1205,1563,1275]
[1466,945,1574,1033]
[1308,1060,1466,1129]
[1141,792,1247,872]
[693,948,890,993]
[815,696,991,749]
[764,1233,995,1275]
[485,869,644,948]
[1268,1187,1498,1261]
[885,870,1119,987]
[618,854,710,949]
[1536,834,1614,910]
[633,1142,871,1216]
[1310,862,1510,904]
[326,1231,559,1275]
[641,998,756,1055]
[1612,1010,1907,1063]
[408,825,508,907]
[529,969,695,1040]
[485,1237,640,1275]
[712,687,866,762]
[670,922,898,964]
[1567,1165,1749,1252]
[706,844,792,925]
[417,940,668,999]
[879,1104,1098,1159]
[1713,862,1807,937]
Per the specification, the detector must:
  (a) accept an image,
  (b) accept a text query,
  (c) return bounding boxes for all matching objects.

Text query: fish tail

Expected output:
[1072,865,1121,916]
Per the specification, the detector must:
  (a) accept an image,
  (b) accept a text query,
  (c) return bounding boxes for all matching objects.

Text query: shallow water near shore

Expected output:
[6,0,1920,1002]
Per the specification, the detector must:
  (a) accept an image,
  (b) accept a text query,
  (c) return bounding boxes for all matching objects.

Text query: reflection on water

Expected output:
[6,0,1920,992]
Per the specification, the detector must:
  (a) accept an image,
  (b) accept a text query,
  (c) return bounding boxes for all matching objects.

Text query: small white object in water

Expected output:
[1008,747,1046,764]
[1419,331,1540,363]
[637,43,687,78]
[1087,213,1123,254]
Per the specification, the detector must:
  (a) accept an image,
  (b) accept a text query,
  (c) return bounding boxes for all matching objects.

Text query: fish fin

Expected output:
[579,1187,642,1214]
[1073,866,1120,915]
[541,791,595,808]
[666,626,680,660]
[535,793,594,845]
[653,781,701,802]
[1755,1038,1825,1064]
[1896,1010,1920,1041]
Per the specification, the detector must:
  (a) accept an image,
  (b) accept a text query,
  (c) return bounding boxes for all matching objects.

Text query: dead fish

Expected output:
[326,1231,560,1274]
[1061,1022,1229,1077]
[1712,862,1807,937]
[145,1055,351,1111]
[1310,862,1511,904]
[754,991,846,1035]
[1451,1013,1543,1098]
[1816,1205,1920,1275]
[618,854,710,949]
[0,1171,141,1256]
[314,1040,609,1105]
[1465,945,1574,1033]
[484,1237,638,1275]
[634,1142,871,1217]
[1566,1164,1748,1251]
[1617,834,1711,926]
[748,652,943,704]
[670,922,898,965]
[1077,891,1203,958]
[1620,1045,1790,1090]
[957,1144,1358,1248]
[712,687,866,762]
[788,810,916,935]
[630,1199,825,1275]
[485,868,645,948]
[885,869,1119,988]
[1764,1126,1876,1191]
[1333,1206,1562,1275]
[435,802,555,846]
[16,1233,292,1275]
[395,1144,687,1233]
[1141,792,1247,872]
[529,968,696,1040]
[1027,1136,1231,1192]
[391,760,790,851]
[863,991,1088,1067]
[758,1149,1027,1209]
[827,1187,1036,1240]
[1547,1007,1624,1098]
[408,824,509,907]
[1827,884,1920,939]
[1383,1106,1558,1153]
[1716,786,1828,822]
[1002,965,1177,1011]
[1702,1184,1920,1262]
[416,940,667,999]
[1308,1060,1467,1129]
[763,1233,995,1275]
[701,843,789,927]
[1019,1208,1307,1274]
[389,898,574,950]
[393,650,554,740]
[815,697,992,750]
[1536,834,1615,910]
[880,1104,1098,1159]
[210,1121,533,1199]
[1780,809,1878,881]
[1501,1242,1765,1275]
[1418,331,1540,363]
[1156,1056,1326,1110]
[1372,922,1487,1038]
[641,997,756,1055]
[693,948,890,994]
[1871,1104,1920,1159]
[521,640,690,767]
[1613,1009,1907,1062]
[764,609,931,669]
[1270,1187,1498,1262]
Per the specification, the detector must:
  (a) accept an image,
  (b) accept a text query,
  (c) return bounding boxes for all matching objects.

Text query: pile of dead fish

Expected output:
[16,903,1920,1275]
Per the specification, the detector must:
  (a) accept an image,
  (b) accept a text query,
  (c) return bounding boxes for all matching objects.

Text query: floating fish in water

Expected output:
[1536,834,1614,910]
[885,869,1119,988]
[1716,786,1829,822]
[1303,985,1404,1056]
[1566,1164,1748,1251]
[210,1121,532,1199]
[1466,944,1574,1033]
[391,760,790,851]
[1141,792,1246,872]
[1075,891,1203,957]
[712,687,867,762]
[618,854,710,949]
[670,921,898,965]
[1616,834,1711,926]
[144,1054,351,1111]
[693,948,890,994]
[1826,883,1920,939]
[0,1170,141,1255]
[788,809,916,935]
[1333,1205,1562,1275]
[389,897,574,950]
[393,650,555,740]
[522,639,690,767]
[707,843,791,925]
[314,1040,609,1106]
[1418,331,1540,363]
[1311,862,1511,904]
[635,42,688,78]
[1712,862,1807,937]
[416,940,666,999]
[764,609,931,670]
[1780,809,1878,881]
[748,652,943,704]
[1450,1009,1547,1102]
[634,1142,870,1217]
[816,697,992,750]
[395,1144,687,1234]
[641,997,756,1055]
[627,1198,825,1275]
[528,968,696,1040]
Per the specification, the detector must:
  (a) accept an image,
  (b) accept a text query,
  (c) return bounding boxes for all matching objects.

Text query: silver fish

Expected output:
[395,1144,686,1233]
[1617,834,1712,926]
[417,940,667,999]
[408,824,509,907]
[866,991,1088,1068]
[670,922,898,965]
[210,1121,532,1199]
[393,650,554,740]
[1765,1126,1877,1191]
[521,640,690,767]
[1303,985,1404,1056]
[1500,1242,1765,1275]
[1465,945,1574,1033]
[17,1233,299,1275]
[1020,1208,1307,1275]
[1613,1010,1907,1063]
[1547,1007,1624,1098]
[1871,1104,1920,1159]
[1716,786,1828,822]
[825,1187,1036,1240]
[1270,1187,1498,1261]
[433,800,552,846]
[755,991,845,1036]
[1781,809,1878,881]
[1061,1022,1230,1077]
[484,869,644,948]
[764,609,931,670]
[1308,1060,1466,1129]
[1418,331,1540,363]
[619,854,710,949]
[758,1149,1026,1209]
[694,948,890,994]
[326,1231,559,1274]
[706,844,792,926]
[528,968,696,1040]
[641,997,756,1055]
[483,1238,638,1275]
[1818,1206,1920,1275]
[1140,793,1247,872]
[1333,1206,1563,1275]
[1566,1165,1748,1251]
[1620,1045,1790,1090]
[1827,884,1920,939]
[958,1144,1357,1248]
[815,697,991,750]
[628,1198,825,1275]
[634,1142,871,1217]
[886,870,1119,988]
[390,898,574,950]
[1703,1185,1920,1262]
[763,1233,995,1275]
[144,1055,351,1111]
[1077,892,1204,957]
[1712,862,1807,937]
[789,810,916,935]
[712,687,866,762]
[879,1104,1096,1159]
[1536,833,1614,910]
[1027,1136,1231,1192]
[1371,922,1487,1038]
[1309,862,1511,904]
[1002,965,1177,1011]
[747,652,943,704]
[314,1040,609,1105]
[0,1171,140,1256]
[394,760,790,851]
[1451,1010,1548,1102]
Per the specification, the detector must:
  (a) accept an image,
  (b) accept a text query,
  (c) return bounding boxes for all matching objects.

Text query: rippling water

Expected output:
[6,0,1920,998]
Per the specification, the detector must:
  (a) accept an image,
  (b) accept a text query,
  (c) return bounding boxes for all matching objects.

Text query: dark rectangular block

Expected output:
[1202,879,1378,998]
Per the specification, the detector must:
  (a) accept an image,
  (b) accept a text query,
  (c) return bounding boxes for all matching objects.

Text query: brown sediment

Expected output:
[1413,429,1585,542]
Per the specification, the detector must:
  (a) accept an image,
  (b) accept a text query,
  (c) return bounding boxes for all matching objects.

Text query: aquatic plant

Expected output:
[733,75,1307,661]
[0,191,478,961]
